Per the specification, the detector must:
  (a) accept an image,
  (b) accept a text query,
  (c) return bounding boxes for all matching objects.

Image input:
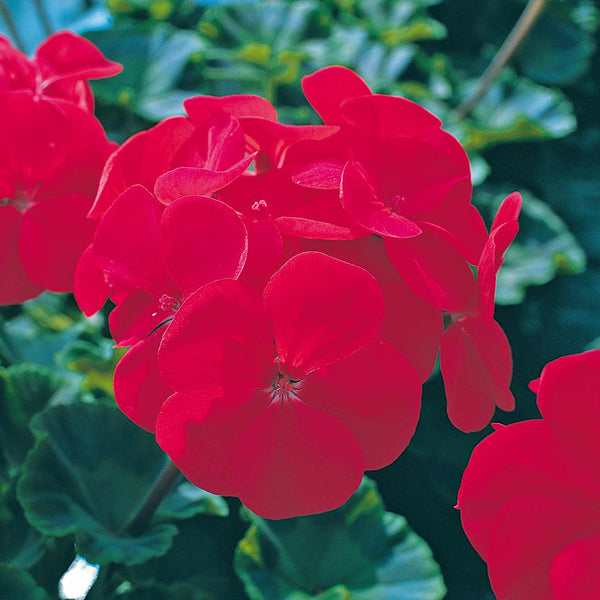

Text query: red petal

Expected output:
[417,179,487,265]
[264,252,384,379]
[458,420,600,561]
[19,194,95,293]
[0,205,42,304]
[550,533,600,600]
[340,94,441,139]
[114,325,172,432]
[89,116,195,218]
[291,159,345,190]
[0,36,35,92]
[160,196,248,298]
[238,218,283,289]
[153,155,254,205]
[93,185,170,298]
[156,389,270,497]
[340,161,422,238]
[384,231,477,311]
[73,244,110,316]
[440,317,513,432]
[302,341,421,470]
[34,31,122,87]
[109,290,172,347]
[158,279,274,393]
[491,191,522,232]
[302,65,372,125]
[233,398,364,519]
[535,350,600,464]
[184,94,277,126]
[488,495,599,599]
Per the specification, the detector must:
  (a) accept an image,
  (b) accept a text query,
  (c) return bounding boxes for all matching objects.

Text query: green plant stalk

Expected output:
[453,0,548,121]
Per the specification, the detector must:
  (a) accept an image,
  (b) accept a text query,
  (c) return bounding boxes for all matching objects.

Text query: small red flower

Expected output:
[0,92,114,304]
[290,65,488,310]
[156,252,422,518]
[457,350,600,599]
[91,185,248,431]
[0,31,121,112]
[440,193,521,431]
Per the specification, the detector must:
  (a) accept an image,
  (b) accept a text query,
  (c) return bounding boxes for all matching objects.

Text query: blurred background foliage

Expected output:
[1,0,599,598]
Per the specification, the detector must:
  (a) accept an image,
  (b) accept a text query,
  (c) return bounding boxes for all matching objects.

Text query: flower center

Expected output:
[251,199,269,219]
[388,194,406,214]
[158,294,181,314]
[270,373,300,402]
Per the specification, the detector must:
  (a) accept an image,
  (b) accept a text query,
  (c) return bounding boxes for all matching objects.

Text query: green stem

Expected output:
[124,459,181,535]
[0,0,26,52]
[453,0,548,121]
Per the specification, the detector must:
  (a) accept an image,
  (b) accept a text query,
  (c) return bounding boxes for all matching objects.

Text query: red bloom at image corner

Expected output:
[0,32,121,305]
[155,252,422,519]
[457,350,600,599]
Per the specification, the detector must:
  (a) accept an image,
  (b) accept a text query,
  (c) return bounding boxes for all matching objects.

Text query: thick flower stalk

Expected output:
[457,350,600,598]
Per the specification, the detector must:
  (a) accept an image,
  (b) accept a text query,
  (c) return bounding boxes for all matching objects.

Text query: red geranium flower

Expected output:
[90,185,248,431]
[440,193,521,431]
[0,92,114,304]
[457,350,600,599]
[156,252,422,518]
[0,31,121,112]
[289,65,488,310]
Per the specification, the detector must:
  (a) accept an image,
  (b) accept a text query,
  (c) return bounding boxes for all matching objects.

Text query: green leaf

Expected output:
[0,364,61,468]
[0,565,49,600]
[158,482,229,520]
[128,514,249,600]
[476,188,587,305]
[17,403,177,566]
[86,23,204,120]
[234,478,446,600]
[461,72,576,151]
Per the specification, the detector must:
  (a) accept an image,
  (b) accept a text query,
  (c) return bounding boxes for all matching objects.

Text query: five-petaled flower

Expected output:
[458,350,600,599]
[156,252,422,518]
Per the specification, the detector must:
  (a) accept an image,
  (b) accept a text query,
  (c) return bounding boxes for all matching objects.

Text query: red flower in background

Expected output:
[0,93,114,304]
[0,31,121,112]
[458,350,600,599]
[440,193,521,431]
[91,185,248,431]
[156,252,422,518]
[290,65,488,310]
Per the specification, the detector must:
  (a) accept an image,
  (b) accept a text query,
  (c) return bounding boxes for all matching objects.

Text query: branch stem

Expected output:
[124,459,181,535]
[453,0,548,121]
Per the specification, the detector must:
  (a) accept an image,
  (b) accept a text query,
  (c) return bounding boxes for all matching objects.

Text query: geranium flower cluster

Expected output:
[0,32,121,303]
[69,64,521,517]
[458,350,600,599]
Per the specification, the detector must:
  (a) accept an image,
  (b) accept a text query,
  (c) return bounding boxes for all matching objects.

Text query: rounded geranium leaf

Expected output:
[340,161,423,238]
[488,494,599,600]
[19,195,95,293]
[94,185,170,298]
[301,66,372,125]
[114,326,173,433]
[159,279,273,393]
[233,398,364,519]
[440,317,513,432]
[264,252,384,379]
[302,341,422,470]
[0,565,48,600]
[385,231,477,311]
[340,94,442,139]
[234,478,446,600]
[0,205,42,305]
[550,533,600,600]
[161,196,247,298]
[34,31,122,87]
[17,403,178,565]
[89,116,195,218]
[156,390,269,498]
